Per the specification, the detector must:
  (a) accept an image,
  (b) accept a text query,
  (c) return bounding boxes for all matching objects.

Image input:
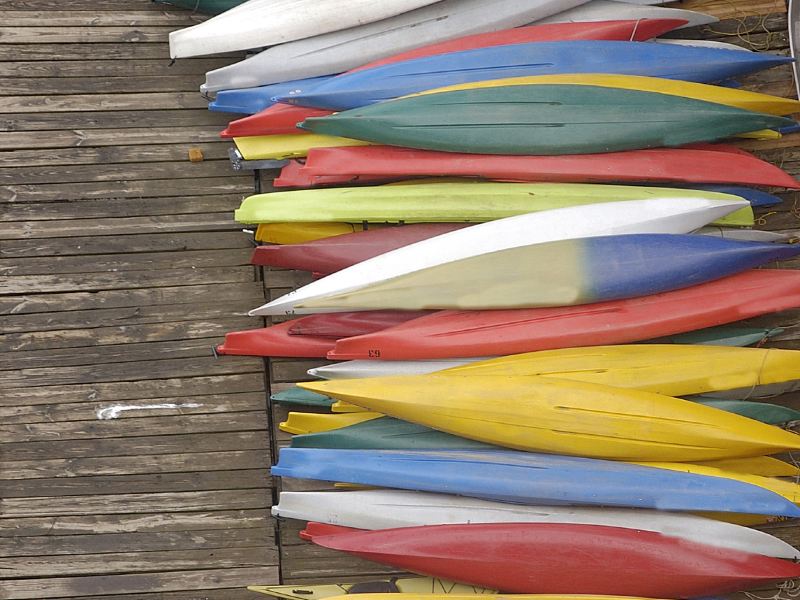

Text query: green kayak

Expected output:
[693,399,800,425]
[153,0,243,14]
[300,84,794,155]
[272,387,334,408]
[646,327,783,347]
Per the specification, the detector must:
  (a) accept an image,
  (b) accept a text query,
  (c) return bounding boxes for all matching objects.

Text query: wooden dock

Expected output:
[2,0,800,599]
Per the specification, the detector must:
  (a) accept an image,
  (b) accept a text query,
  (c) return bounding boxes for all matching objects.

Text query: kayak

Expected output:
[153,0,244,13]
[254,223,388,245]
[308,358,491,380]
[278,41,794,111]
[445,345,800,399]
[209,76,332,115]
[249,579,499,598]
[214,320,335,358]
[271,387,334,409]
[285,311,431,338]
[220,19,687,134]
[539,0,718,28]
[273,489,800,559]
[279,412,379,435]
[245,195,749,316]
[169,0,446,58]
[201,0,592,94]
[694,456,800,477]
[300,521,800,596]
[791,0,800,100]
[298,235,800,312]
[274,144,800,189]
[697,228,790,242]
[693,399,800,425]
[688,186,784,207]
[218,19,685,123]
[327,270,800,360]
[647,326,784,347]
[298,374,800,461]
[655,39,752,52]
[233,133,368,161]
[236,182,752,226]
[299,84,795,155]
[251,224,468,273]
[271,448,800,516]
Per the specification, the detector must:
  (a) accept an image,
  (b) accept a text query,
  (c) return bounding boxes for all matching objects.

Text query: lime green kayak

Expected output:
[299,83,794,155]
[235,182,753,227]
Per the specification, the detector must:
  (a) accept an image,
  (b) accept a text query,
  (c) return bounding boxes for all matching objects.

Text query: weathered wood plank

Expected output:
[0,58,230,77]
[0,92,208,112]
[1,508,269,537]
[0,411,267,442]
[0,266,258,294]
[2,10,205,26]
[0,213,242,240]
[0,449,271,480]
[0,281,263,315]
[0,127,227,151]
[2,248,251,276]
[51,590,262,600]
[0,27,174,44]
[0,75,205,95]
[675,0,785,18]
[271,359,331,383]
[3,469,269,498]
[0,176,251,202]
[0,143,231,168]
[2,430,267,458]
[0,527,271,558]
[0,373,265,407]
[1,489,271,518]
[0,109,229,131]
[0,567,279,599]
[0,160,241,186]
[4,0,194,9]
[0,231,253,258]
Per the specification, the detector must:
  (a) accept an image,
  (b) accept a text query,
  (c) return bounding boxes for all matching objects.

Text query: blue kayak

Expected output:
[276,41,794,110]
[209,75,334,114]
[677,185,784,208]
[271,448,800,517]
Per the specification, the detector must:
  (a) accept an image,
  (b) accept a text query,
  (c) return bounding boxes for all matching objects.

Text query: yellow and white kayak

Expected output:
[444,345,800,398]
[249,582,498,599]
[299,374,800,462]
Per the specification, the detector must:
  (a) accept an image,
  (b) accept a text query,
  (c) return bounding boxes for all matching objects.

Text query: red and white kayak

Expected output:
[301,522,800,597]
[273,144,800,189]
[329,270,800,360]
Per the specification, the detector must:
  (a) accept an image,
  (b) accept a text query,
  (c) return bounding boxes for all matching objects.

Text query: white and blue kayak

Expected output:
[272,489,800,560]
[248,194,747,316]
[200,0,592,93]
[308,358,488,380]
[169,0,447,58]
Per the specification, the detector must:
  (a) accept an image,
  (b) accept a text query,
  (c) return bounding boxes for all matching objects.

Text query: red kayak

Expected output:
[251,223,469,274]
[301,522,800,597]
[329,270,800,360]
[274,144,800,189]
[287,310,431,337]
[215,320,335,358]
[221,19,686,138]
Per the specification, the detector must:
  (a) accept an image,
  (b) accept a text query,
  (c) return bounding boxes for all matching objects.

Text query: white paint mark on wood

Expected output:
[96,402,202,420]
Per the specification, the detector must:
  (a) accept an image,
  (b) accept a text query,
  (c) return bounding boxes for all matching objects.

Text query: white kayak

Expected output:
[248,194,747,316]
[272,489,800,560]
[201,0,591,93]
[655,39,751,52]
[537,0,718,29]
[170,0,447,59]
[308,359,487,380]
[790,0,800,99]
[696,227,791,242]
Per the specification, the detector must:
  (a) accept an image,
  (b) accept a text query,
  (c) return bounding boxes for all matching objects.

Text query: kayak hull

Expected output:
[286,311,431,338]
[328,270,800,359]
[301,522,800,597]
[215,320,335,358]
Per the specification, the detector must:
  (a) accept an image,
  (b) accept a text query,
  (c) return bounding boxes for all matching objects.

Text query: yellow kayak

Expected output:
[279,411,380,435]
[694,456,800,478]
[299,374,800,461]
[254,222,389,244]
[234,133,370,160]
[444,345,800,397]
[249,581,500,599]
[410,73,799,140]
